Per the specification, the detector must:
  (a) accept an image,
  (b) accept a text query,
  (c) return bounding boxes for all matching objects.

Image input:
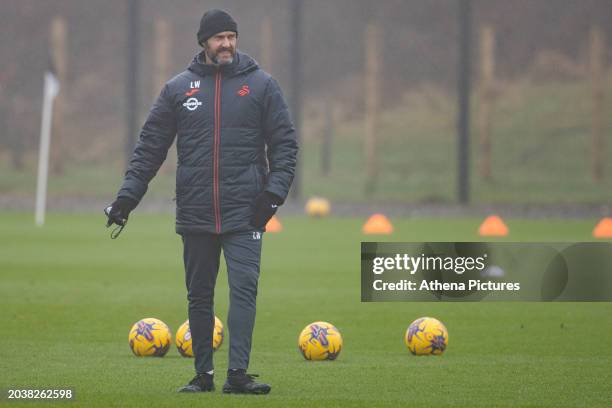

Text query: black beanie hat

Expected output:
[197,9,238,45]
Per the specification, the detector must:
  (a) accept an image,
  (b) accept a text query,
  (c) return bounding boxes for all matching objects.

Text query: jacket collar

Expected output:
[187,50,258,78]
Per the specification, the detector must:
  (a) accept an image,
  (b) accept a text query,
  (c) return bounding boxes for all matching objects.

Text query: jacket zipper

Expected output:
[213,70,222,233]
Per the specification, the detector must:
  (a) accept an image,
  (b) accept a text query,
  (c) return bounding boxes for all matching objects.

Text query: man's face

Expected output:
[203,31,237,65]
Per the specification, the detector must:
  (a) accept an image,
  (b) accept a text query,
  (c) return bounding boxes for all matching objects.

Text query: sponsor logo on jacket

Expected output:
[183,97,202,111]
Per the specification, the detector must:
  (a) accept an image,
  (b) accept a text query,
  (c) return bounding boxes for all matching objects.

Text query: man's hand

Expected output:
[104,197,138,227]
[250,191,283,229]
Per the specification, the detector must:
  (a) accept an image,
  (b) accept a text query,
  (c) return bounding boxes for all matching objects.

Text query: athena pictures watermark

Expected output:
[361,242,612,302]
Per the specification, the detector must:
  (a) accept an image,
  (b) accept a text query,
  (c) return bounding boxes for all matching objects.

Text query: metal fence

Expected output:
[0,0,611,208]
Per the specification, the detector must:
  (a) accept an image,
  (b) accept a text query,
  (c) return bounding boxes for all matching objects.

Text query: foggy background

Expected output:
[1,0,611,213]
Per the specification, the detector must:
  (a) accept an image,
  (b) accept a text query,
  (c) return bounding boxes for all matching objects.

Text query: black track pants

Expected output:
[181,230,263,374]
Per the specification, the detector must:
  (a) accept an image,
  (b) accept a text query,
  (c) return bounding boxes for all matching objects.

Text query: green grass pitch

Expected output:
[1,213,611,407]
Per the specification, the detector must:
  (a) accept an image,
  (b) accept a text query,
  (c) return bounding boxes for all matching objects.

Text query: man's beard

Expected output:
[205,46,235,65]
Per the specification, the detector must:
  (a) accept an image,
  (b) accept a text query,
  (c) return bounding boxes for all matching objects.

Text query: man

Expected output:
[105,9,297,395]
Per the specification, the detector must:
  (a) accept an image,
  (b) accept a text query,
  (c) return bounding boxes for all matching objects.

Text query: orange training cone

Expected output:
[478,215,509,237]
[362,213,393,235]
[593,217,612,238]
[266,215,283,233]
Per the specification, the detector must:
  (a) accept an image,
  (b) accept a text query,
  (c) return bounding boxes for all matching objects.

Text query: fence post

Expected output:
[50,16,67,174]
[589,25,605,182]
[154,18,175,175]
[478,24,495,181]
[321,99,334,176]
[364,22,380,194]
[457,0,472,204]
[261,16,273,71]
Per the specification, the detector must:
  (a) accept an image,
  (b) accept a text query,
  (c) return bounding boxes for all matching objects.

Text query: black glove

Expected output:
[250,191,283,229]
[104,197,138,228]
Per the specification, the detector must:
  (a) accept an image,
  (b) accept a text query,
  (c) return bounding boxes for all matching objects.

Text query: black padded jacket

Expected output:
[117,51,298,234]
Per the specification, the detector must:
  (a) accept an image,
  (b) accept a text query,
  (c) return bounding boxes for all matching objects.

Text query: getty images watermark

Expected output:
[361,242,612,302]
[371,252,520,292]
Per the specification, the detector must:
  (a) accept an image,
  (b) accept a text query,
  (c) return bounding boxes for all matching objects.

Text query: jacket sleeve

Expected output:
[117,84,177,204]
[262,77,298,203]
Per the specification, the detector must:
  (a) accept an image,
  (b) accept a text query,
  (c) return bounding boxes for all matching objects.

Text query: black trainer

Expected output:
[177,373,215,393]
[222,369,271,395]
